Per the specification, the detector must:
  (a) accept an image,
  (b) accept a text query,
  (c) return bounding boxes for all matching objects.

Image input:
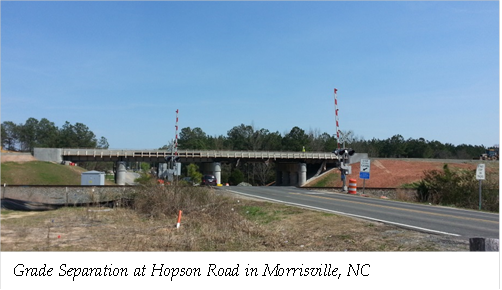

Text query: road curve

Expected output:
[220,186,499,239]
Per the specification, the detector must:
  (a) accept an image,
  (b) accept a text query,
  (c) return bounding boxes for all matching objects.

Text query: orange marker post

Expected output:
[176,210,183,229]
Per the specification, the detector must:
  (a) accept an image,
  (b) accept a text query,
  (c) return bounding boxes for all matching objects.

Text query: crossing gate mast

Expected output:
[166,109,180,179]
[334,88,340,149]
[175,109,179,158]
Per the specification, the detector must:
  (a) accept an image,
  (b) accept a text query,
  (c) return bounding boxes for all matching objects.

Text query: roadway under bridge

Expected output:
[33,148,357,186]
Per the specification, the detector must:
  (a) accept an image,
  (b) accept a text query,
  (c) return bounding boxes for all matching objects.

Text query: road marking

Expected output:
[288,191,499,224]
[228,190,461,236]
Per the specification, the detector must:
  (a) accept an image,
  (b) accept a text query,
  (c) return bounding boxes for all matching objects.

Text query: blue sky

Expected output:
[1,1,499,149]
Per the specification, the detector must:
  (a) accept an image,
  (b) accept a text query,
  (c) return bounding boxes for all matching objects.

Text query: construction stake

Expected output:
[176,210,182,229]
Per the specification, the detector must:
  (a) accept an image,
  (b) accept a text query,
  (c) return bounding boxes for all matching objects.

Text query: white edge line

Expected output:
[227,190,461,237]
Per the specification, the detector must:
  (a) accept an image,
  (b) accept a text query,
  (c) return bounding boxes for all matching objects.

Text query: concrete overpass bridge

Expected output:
[34,148,343,186]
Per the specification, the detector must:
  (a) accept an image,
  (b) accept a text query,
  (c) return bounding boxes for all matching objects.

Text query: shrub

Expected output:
[229,168,244,185]
[412,164,499,212]
[133,184,231,218]
[187,163,203,185]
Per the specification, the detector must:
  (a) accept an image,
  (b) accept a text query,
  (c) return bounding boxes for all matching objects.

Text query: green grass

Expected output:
[241,205,275,224]
[240,203,303,224]
[1,210,14,215]
[307,171,340,187]
[1,161,86,185]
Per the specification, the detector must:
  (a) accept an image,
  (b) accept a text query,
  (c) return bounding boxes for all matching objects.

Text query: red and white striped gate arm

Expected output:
[334,88,340,149]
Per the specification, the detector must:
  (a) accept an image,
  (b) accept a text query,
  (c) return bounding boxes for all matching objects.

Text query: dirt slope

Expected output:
[1,153,37,163]
[348,159,499,188]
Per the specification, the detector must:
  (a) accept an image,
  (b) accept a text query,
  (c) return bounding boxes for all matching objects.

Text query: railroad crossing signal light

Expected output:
[165,156,180,162]
[332,148,355,156]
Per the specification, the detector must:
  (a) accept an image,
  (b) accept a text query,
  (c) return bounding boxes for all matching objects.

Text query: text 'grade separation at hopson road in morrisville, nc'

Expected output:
[12,263,371,281]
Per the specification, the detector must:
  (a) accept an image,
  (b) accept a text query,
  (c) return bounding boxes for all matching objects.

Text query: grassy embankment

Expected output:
[305,170,340,187]
[1,161,115,185]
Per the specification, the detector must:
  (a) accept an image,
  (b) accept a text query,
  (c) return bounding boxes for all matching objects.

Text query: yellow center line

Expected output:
[288,192,499,225]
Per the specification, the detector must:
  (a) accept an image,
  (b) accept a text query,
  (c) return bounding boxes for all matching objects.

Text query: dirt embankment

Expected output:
[313,158,496,188]
[357,159,490,188]
[1,153,37,163]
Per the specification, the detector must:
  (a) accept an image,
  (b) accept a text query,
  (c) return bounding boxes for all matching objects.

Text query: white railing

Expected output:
[62,149,339,160]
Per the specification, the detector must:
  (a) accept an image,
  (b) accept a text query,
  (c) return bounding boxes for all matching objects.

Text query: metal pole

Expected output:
[342,151,348,191]
[478,180,482,210]
[341,169,346,191]
[362,179,366,195]
[175,109,179,183]
[175,109,179,158]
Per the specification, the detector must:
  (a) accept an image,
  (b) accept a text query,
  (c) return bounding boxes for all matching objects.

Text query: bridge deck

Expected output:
[61,149,339,163]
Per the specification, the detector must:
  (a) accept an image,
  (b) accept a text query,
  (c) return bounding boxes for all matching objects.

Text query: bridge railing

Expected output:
[61,149,339,160]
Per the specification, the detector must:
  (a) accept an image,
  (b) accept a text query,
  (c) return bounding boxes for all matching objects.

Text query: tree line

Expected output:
[176,124,490,160]
[2,118,492,160]
[1,118,109,152]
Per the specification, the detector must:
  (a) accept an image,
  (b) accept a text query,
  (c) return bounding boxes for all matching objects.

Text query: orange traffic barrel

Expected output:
[348,178,357,194]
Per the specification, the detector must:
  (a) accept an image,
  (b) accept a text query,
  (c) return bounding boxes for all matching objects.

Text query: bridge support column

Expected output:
[213,162,221,185]
[116,161,126,185]
[298,163,307,187]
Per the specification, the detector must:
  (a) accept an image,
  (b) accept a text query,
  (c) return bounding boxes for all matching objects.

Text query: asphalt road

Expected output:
[221,186,499,239]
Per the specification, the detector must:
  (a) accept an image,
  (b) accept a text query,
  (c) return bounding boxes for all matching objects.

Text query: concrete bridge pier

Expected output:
[116,161,127,185]
[298,163,307,187]
[213,162,221,185]
[276,163,307,186]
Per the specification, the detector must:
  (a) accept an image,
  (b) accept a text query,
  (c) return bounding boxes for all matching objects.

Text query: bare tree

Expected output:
[254,161,274,185]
